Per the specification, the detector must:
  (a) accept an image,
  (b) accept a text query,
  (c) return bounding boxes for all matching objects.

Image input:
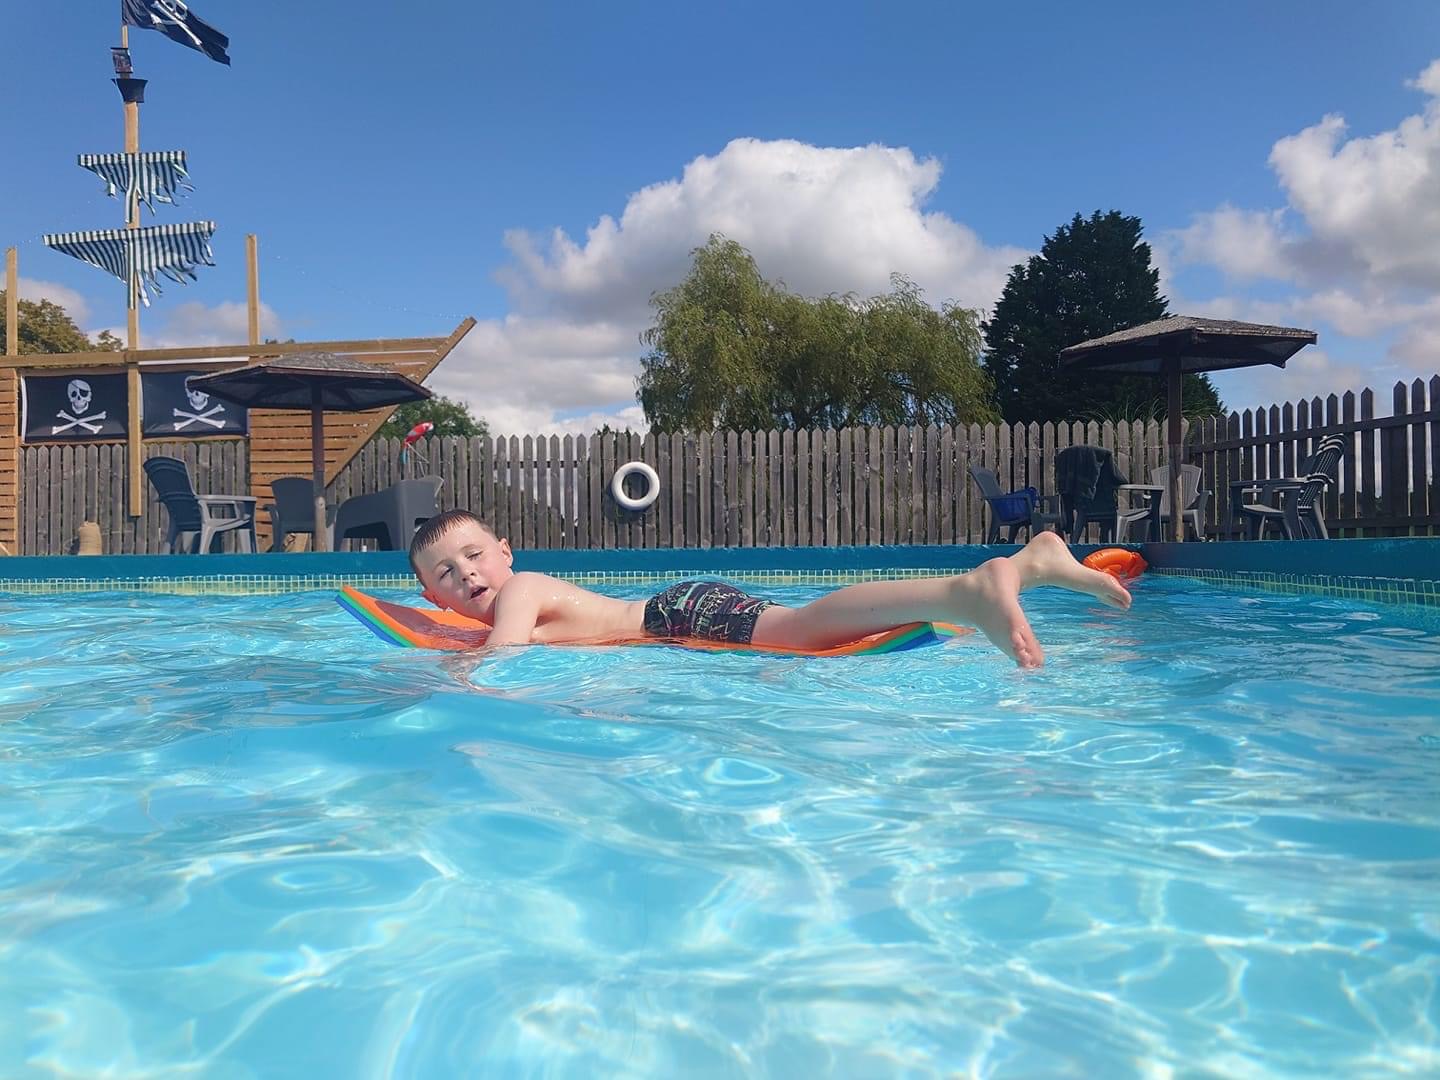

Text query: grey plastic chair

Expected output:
[264,476,337,552]
[1115,464,1210,542]
[143,455,257,554]
[1239,434,1347,539]
[331,476,443,551]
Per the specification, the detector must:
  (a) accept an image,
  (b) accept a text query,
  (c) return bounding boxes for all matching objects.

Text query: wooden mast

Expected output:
[121,22,145,512]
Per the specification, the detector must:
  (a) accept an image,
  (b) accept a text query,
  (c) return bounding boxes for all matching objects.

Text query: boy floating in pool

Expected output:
[409,510,1130,668]
[411,509,1128,668]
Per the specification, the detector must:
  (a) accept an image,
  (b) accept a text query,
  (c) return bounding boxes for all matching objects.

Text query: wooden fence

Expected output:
[15,375,1438,554]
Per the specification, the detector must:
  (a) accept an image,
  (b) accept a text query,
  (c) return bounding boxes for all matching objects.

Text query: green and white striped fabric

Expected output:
[42,221,217,306]
[77,150,193,214]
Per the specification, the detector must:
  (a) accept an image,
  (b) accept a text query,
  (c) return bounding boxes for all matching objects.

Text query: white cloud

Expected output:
[1207,347,1374,411]
[89,299,284,351]
[1163,59,1440,408]
[1168,206,1294,283]
[444,138,1028,434]
[16,277,91,323]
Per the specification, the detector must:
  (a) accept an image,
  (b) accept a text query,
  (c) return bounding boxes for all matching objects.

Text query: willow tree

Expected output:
[637,236,995,431]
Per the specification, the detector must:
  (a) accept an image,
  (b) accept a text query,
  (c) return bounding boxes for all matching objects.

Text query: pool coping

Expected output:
[0,539,1435,607]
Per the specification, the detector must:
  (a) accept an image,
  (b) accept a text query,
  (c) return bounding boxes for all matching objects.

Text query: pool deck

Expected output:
[0,538,1435,606]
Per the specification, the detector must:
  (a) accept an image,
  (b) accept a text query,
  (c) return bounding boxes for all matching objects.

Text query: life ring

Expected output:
[610,461,660,511]
[1082,547,1147,582]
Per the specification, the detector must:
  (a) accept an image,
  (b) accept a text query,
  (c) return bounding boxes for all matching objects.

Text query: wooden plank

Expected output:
[584,433,599,549]
[823,427,840,548]
[686,431,703,548]
[736,430,753,547]
[1408,380,1427,532]
[725,429,740,547]
[1340,392,1357,526]
[794,425,810,546]
[827,426,846,547]
[710,427,727,549]
[13,323,473,369]
[765,429,781,547]
[1389,383,1409,535]
[878,425,896,545]
[809,428,826,547]
[640,432,658,549]
[1323,394,1340,528]
[48,444,63,555]
[684,430,701,550]
[598,432,615,549]
[938,425,955,544]
[1430,377,1440,532]
[1359,389,1376,537]
[773,428,790,547]
[556,434,572,549]
[671,432,688,548]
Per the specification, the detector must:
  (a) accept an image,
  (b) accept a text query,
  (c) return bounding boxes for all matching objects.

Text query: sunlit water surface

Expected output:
[0,577,1437,1078]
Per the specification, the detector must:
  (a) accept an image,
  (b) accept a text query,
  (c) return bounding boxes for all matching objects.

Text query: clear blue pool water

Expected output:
[0,576,1437,1078]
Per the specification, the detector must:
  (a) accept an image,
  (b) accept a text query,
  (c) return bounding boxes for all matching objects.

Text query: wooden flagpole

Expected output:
[121,22,145,512]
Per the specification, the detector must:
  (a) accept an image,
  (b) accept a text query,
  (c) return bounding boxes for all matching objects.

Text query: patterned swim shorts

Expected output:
[642,580,775,645]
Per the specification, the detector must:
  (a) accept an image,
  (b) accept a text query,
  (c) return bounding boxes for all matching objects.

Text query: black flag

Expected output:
[121,0,231,66]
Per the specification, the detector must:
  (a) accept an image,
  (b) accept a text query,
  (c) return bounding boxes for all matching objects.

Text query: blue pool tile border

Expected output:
[0,539,1435,606]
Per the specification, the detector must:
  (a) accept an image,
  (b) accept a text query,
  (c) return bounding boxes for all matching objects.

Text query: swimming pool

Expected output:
[1,568,1437,1077]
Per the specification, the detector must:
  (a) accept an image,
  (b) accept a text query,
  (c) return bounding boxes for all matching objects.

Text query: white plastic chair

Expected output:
[1116,464,1208,542]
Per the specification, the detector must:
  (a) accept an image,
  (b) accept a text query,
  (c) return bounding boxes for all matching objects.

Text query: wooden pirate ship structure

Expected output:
[1,6,472,553]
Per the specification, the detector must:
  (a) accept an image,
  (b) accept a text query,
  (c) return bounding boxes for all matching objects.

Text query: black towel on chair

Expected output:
[1056,444,1103,502]
[1055,445,1129,540]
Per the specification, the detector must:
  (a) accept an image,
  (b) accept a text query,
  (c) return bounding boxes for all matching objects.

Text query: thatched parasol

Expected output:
[187,352,432,551]
[1060,316,1317,541]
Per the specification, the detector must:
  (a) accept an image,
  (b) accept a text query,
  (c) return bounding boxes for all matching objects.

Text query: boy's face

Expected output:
[415,521,514,623]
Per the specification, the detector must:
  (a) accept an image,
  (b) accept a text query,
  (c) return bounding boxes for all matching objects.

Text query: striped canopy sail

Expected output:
[77,150,193,214]
[42,221,217,306]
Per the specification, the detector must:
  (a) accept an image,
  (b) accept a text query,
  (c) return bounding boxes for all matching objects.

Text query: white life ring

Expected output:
[611,460,660,511]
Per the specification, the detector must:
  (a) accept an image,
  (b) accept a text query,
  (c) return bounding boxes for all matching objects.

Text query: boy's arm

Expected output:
[484,574,545,647]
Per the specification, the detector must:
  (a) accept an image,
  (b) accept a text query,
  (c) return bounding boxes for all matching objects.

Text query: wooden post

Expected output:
[311,390,329,551]
[246,234,260,345]
[1167,365,1184,542]
[4,248,15,355]
[122,23,145,514]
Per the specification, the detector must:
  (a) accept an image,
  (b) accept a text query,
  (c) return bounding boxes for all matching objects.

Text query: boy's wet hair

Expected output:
[409,509,496,575]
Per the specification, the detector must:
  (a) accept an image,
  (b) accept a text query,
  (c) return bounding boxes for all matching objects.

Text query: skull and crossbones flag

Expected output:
[121,0,231,66]
[21,374,129,442]
[143,370,248,436]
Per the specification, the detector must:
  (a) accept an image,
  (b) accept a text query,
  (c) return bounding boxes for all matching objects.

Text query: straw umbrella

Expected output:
[1059,316,1316,542]
[187,352,432,551]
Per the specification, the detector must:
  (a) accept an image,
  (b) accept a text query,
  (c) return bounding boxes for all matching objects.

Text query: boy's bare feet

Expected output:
[953,533,1132,668]
[955,557,1046,668]
[1012,531,1133,609]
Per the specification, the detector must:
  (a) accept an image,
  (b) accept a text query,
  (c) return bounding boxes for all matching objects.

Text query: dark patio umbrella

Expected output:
[1059,316,1316,542]
[187,352,432,551]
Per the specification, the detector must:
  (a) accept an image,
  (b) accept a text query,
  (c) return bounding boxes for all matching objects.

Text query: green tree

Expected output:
[982,211,1223,423]
[0,292,121,354]
[378,394,488,440]
[637,235,996,431]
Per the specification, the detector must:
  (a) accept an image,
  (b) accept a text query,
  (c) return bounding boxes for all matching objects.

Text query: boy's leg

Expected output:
[750,532,1130,666]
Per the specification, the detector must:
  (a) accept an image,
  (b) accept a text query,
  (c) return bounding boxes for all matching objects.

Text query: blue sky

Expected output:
[5,1,1439,432]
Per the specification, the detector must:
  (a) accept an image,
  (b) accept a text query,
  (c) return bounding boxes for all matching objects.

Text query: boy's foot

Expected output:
[1013,531,1133,609]
[953,557,1045,668]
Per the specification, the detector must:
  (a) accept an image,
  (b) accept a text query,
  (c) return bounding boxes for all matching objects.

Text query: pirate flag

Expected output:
[121,0,231,66]
[21,374,130,442]
[143,370,248,436]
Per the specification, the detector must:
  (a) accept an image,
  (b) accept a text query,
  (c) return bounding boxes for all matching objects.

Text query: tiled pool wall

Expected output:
[0,539,1435,608]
